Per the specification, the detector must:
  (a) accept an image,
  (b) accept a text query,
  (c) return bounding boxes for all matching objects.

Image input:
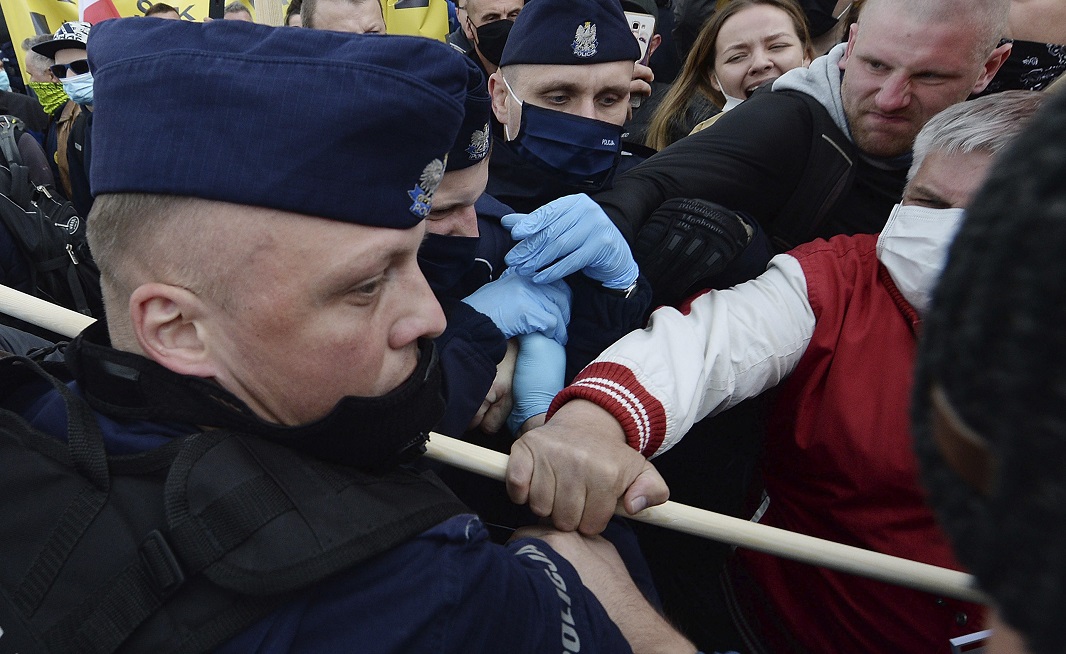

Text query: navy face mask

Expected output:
[418,233,480,295]
[503,77,623,191]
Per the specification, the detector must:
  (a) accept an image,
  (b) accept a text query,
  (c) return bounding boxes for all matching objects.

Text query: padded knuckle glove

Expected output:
[633,198,755,305]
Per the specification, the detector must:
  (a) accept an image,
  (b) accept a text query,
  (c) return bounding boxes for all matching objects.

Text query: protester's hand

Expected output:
[469,339,519,434]
[462,269,572,344]
[503,194,638,290]
[507,399,669,535]
[629,62,654,119]
[507,333,565,434]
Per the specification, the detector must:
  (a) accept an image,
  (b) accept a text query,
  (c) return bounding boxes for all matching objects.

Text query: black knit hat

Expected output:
[912,90,1066,654]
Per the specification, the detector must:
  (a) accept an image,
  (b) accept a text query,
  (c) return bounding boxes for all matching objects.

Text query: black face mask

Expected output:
[68,322,445,470]
[472,18,513,67]
[418,232,480,295]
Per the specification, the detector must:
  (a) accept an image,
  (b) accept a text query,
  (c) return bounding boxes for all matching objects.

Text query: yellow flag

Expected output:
[379,0,449,42]
[1,0,214,80]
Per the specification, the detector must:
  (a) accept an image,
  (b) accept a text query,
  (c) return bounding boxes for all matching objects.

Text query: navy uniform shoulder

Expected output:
[219,514,632,652]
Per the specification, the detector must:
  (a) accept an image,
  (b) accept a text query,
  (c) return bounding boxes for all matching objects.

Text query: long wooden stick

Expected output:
[426,433,988,604]
[0,284,988,604]
[0,284,95,337]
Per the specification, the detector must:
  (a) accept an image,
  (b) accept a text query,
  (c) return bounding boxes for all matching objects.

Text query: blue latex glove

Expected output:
[461,269,572,345]
[507,332,566,434]
[502,193,639,290]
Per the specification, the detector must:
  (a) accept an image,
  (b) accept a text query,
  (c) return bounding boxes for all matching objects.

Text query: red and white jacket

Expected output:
[549,234,983,653]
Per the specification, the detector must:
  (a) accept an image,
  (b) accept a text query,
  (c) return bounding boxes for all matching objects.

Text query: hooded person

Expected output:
[912,89,1066,654]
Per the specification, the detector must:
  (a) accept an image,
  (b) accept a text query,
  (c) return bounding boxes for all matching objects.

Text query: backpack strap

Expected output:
[2,350,467,654]
[0,356,111,654]
[766,90,858,251]
[0,116,25,168]
[42,429,468,654]
[0,116,32,209]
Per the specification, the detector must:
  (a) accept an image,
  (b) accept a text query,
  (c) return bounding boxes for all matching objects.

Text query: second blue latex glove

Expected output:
[507,332,566,434]
[502,193,639,290]
[461,269,572,345]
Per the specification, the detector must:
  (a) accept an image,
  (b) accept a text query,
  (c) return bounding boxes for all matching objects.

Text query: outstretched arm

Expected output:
[594,92,812,243]
[506,253,817,533]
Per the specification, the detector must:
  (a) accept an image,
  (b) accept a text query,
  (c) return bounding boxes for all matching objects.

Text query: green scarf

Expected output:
[27,81,69,116]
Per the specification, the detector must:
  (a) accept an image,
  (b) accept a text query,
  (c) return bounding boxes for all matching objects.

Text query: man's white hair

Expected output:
[908,90,1046,182]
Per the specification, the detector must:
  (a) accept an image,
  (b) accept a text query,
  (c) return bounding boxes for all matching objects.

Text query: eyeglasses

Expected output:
[49,59,90,79]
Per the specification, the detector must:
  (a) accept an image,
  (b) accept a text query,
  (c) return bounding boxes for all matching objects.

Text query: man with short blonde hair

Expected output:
[511,90,1043,653]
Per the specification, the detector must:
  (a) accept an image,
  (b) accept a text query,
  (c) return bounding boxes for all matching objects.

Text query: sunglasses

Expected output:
[49,59,90,79]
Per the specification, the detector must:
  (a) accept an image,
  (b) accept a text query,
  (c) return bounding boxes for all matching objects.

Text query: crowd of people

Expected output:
[1,0,1065,652]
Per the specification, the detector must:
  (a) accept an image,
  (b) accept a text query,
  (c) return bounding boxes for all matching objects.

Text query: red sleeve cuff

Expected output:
[547,361,667,457]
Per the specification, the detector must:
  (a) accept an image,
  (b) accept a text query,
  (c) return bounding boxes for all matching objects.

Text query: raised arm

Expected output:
[595,92,813,243]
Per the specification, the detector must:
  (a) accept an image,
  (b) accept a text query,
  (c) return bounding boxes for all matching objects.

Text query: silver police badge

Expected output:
[572,21,598,58]
[408,157,446,218]
[466,123,490,161]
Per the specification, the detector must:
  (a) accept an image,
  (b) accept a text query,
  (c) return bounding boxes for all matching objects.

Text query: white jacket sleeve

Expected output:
[559,253,815,458]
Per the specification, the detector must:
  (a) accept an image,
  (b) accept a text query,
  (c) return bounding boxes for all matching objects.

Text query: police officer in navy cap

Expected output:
[0,17,695,654]
[421,60,654,470]
[477,0,655,411]
[486,0,645,214]
[419,74,553,438]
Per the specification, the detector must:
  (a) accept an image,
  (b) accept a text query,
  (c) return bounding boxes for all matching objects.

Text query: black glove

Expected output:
[633,198,755,306]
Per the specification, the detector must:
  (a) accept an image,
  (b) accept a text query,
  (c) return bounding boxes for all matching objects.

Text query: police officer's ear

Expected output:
[128,282,219,378]
[488,70,513,132]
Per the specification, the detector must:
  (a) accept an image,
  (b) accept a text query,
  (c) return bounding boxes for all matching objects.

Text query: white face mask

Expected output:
[876,203,966,316]
[714,74,745,112]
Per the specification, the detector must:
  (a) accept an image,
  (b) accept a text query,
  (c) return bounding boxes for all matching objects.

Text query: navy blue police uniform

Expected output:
[0,19,638,653]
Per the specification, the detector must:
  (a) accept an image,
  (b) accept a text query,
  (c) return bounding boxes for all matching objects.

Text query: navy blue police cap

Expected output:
[86,18,481,228]
[499,0,640,67]
[447,73,492,171]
